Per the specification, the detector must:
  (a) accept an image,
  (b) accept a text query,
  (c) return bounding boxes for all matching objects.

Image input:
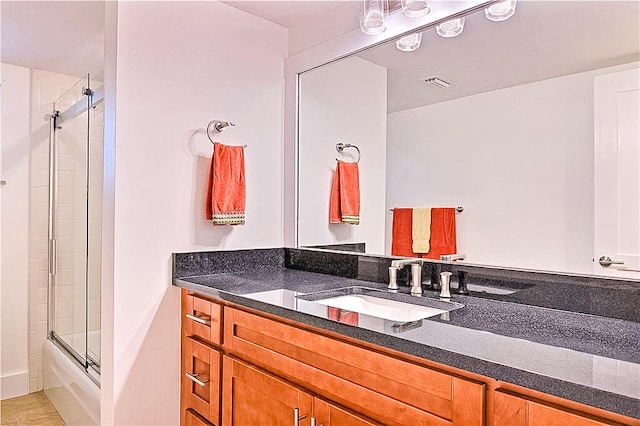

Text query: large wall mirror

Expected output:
[297,1,640,279]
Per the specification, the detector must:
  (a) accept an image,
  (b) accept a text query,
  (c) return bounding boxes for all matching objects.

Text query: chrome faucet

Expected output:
[388,258,424,297]
[440,253,467,262]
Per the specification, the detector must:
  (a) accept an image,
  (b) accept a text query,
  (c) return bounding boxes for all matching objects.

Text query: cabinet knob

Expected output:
[598,256,624,267]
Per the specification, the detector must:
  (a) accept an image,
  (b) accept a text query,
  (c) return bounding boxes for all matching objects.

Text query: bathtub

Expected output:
[43,333,100,425]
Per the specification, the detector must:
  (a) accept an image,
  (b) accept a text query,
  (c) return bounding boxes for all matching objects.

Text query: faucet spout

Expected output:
[388,258,424,296]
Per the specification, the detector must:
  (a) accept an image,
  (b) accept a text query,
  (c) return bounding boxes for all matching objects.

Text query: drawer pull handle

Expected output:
[186,313,211,325]
[185,372,209,387]
[310,417,317,426]
[293,408,307,426]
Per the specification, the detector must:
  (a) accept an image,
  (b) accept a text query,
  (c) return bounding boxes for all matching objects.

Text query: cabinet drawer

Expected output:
[224,307,484,426]
[183,292,222,346]
[185,408,215,426]
[183,337,221,425]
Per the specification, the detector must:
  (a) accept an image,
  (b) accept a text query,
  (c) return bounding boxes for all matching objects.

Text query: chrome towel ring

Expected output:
[336,142,361,163]
[207,120,235,144]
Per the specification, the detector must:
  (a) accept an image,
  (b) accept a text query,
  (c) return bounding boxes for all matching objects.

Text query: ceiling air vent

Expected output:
[420,75,453,88]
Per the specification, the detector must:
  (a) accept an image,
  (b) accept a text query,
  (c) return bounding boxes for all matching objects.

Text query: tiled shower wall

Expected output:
[28,69,102,392]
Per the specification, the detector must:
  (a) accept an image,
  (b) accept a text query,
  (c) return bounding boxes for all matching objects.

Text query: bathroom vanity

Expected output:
[173,248,640,426]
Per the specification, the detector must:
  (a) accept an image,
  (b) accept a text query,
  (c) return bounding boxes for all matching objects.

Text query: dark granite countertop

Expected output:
[174,267,640,420]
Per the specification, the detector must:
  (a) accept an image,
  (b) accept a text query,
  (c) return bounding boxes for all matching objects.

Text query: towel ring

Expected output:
[207,120,235,144]
[336,142,361,163]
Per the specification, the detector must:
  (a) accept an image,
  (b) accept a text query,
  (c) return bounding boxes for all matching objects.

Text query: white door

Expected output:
[594,68,640,277]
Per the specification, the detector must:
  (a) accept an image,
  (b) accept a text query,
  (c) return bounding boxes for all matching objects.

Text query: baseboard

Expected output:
[1,371,29,400]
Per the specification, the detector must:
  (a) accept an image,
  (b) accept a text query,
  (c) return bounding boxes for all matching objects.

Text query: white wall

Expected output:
[0,63,30,399]
[386,63,638,274]
[298,56,387,253]
[103,2,287,424]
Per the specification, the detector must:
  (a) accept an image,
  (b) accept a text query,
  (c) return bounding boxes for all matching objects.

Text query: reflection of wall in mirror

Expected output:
[386,62,639,275]
[299,57,387,253]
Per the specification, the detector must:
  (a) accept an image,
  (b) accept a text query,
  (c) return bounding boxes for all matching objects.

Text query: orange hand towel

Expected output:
[391,208,418,257]
[329,160,360,225]
[424,208,457,260]
[205,142,246,226]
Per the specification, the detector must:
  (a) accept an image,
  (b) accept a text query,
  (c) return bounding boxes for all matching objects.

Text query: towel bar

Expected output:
[388,207,464,213]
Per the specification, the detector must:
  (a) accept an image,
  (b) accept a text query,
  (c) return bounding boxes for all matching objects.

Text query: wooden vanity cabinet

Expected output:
[181,289,639,426]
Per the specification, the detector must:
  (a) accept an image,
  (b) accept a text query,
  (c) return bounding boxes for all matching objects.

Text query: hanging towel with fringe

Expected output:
[206,142,246,225]
[329,160,360,225]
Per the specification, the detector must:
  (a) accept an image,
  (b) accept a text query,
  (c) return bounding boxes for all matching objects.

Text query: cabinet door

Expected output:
[183,337,221,425]
[222,356,313,426]
[314,399,382,426]
[528,402,616,426]
[492,391,619,426]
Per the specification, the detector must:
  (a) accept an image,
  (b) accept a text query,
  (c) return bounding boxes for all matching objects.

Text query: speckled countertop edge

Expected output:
[174,271,640,420]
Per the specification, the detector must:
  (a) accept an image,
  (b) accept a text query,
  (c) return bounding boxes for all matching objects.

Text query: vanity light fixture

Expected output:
[435,17,465,37]
[485,0,517,21]
[401,0,430,18]
[396,32,423,51]
[360,0,388,35]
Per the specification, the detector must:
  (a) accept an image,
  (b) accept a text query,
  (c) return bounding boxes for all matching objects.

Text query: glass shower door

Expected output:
[48,74,101,378]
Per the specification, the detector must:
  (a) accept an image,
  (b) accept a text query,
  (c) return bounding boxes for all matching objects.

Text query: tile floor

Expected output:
[1,392,65,425]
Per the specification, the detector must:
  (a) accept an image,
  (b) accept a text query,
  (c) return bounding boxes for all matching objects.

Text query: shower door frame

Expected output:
[47,77,104,382]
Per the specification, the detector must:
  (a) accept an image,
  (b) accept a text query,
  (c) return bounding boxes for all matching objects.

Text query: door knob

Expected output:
[598,256,624,267]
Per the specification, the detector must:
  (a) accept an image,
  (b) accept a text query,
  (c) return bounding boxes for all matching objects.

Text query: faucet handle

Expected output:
[388,266,399,292]
[454,270,469,295]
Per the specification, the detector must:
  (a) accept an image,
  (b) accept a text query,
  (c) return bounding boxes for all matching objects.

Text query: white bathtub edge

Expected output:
[43,339,100,426]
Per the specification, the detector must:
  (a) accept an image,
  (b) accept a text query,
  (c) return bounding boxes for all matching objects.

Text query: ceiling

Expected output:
[354,1,640,113]
[219,1,345,29]
[1,1,105,78]
[3,1,638,114]
[0,0,342,77]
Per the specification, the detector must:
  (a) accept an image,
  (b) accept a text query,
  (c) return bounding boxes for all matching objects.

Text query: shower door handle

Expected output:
[49,239,57,275]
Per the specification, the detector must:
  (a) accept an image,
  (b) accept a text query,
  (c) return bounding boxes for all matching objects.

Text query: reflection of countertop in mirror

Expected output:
[174,267,640,420]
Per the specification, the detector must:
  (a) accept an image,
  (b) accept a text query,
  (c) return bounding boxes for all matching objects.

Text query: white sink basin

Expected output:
[299,287,464,323]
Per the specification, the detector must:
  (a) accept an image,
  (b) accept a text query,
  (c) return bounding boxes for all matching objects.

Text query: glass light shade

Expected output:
[485,0,517,21]
[396,33,422,52]
[436,17,465,38]
[401,0,430,18]
[360,0,387,35]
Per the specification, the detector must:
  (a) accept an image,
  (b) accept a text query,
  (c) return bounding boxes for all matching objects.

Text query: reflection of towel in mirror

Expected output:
[205,142,246,225]
[424,208,457,260]
[328,307,359,326]
[329,160,360,225]
[391,208,417,257]
[412,207,432,253]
